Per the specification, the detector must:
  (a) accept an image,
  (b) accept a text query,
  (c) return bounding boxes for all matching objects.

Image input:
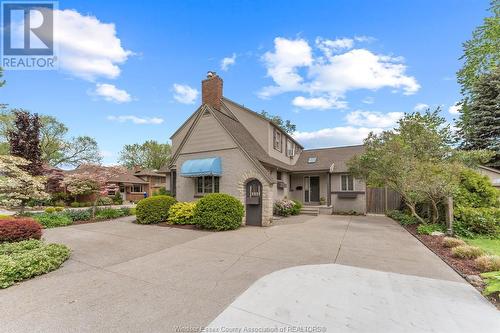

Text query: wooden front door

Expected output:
[245,179,262,226]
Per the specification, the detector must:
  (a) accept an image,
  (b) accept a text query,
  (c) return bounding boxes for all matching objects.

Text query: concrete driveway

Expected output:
[0,215,495,332]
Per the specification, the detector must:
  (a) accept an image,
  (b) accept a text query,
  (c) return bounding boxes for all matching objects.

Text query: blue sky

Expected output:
[0,0,490,165]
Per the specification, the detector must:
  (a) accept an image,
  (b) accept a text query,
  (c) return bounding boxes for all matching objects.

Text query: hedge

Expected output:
[136,195,177,224]
[192,193,244,231]
[0,218,42,242]
[454,207,500,238]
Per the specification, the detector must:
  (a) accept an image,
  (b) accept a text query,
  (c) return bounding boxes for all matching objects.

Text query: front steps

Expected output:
[300,206,320,216]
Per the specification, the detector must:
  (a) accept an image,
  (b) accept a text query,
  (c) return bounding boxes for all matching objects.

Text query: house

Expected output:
[477,165,500,188]
[65,165,168,203]
[167,72,368,226]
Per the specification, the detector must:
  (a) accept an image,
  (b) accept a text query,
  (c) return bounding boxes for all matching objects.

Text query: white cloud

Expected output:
[99,150,115,158]
[172,84,199,104]
[292,96,347,110]
[293,126,384,147]
[53,9,132,80]
[107,115,164,125]
[362,96,375,104]
[345,110,403,128]
[259,37,420,109]
[94,83,132,103]
[221,53,237,71]
[260,37,313,98]
[414,103,429,111]
[448,103,461,114]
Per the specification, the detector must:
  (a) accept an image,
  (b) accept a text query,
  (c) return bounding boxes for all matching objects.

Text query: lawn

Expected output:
[465,238,500,256]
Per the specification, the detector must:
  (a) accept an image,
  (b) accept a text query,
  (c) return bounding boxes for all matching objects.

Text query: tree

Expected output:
[0,67,5,88]
[348,109,493,224]
[118,140,171,170]
[456,69,500,167]
[457,1,500,94]
[0,155,49,213]
[8,109,43,175]
[43,166,65,194]
[64,165,125,217]
[260,111,296,134]
[0,112,101,167]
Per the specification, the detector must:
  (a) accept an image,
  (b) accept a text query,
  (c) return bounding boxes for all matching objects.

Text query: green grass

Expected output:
[480,271,500,296]
[465,238,500,256]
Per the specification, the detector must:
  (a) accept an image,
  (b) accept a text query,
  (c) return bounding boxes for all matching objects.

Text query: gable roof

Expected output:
[221,97,304,149]
[134,169,166,177]
[293,145,365,172]
[65,165,149,184]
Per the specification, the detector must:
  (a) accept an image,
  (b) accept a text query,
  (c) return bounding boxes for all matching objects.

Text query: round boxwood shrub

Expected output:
[135,195,177,224]
[0,218,42,242]
[192,193,244,231]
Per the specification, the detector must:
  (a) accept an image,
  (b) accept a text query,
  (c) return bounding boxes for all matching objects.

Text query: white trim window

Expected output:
[273,128,282,152]
[132,184,144,193]
[286,139,295,157]
[195,176,220,195]
[341,174,354,191]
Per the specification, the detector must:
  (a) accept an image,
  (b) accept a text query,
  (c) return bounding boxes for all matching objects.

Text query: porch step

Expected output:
[300,207,320,216]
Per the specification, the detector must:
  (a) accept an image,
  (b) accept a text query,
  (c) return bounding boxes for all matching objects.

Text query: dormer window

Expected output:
[307,157,317,164]
[273,128,282,152]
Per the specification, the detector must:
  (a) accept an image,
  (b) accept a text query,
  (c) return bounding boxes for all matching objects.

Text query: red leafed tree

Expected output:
[8,109,43,175]
[63,164,125,218]
[44,166,65,194]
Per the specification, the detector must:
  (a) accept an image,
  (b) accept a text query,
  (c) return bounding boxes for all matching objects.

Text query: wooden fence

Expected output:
[366,187,402,214]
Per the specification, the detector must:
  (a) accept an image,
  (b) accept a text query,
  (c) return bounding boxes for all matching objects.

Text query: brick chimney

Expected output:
[202,71,223,110]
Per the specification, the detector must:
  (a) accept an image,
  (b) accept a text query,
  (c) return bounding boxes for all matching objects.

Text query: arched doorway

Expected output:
[245,179,262,226]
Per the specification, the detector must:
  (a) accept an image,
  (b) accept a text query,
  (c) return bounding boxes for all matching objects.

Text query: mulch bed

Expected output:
[404,223,500,309]
[405,224,480,276]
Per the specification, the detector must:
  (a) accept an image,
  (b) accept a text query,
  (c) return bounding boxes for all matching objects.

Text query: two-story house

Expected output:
[167,72,367,226]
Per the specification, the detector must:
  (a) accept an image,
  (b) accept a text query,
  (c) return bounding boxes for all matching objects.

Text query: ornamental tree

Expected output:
[0,155,49,213]
[63,164,125,218]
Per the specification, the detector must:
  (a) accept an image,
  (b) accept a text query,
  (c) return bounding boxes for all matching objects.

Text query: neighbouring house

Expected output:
[166,71,371,226]
[477,165,500,188]
[64,165,168,203]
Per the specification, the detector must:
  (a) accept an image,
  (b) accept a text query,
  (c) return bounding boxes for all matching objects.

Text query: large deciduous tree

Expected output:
[1,112,101,167]
[118,140,171,170]
[348,110,493,224]
[8,110,43,175]
[0,155,49,213]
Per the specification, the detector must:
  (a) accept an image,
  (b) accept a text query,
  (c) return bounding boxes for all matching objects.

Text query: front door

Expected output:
[304,176,320,203]
[245,179,262,226]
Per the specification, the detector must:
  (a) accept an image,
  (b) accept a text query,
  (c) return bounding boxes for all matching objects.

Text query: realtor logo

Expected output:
[1,1,58,70]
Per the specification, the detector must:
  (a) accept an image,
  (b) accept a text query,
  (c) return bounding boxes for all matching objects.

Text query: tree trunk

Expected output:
[430,199,439,224]
[92,197,98,219]
[405,202,426,224]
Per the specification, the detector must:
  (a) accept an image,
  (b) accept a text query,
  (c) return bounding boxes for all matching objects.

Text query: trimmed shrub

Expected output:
[70,202,80,208]
[442,237,466,248]
[153,188,171,196]
[417,223,444,235]
[0,215,14,220]
[136,195,177,224]
[192,193,244,231]
[0,239,70,288]
[454,169,500,209]
[64,209,92,222]
[0,218,42,242]
[44,207,56,214]
[475,255,500,272]
[451,245,485,259]
[34,213,72,228]
[97,197,114,206]
[54,207,64,212]
[169,202,196,225]
[387,210,418,226]
[454,207,499,238]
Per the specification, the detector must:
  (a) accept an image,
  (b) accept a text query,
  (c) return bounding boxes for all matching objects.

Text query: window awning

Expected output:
[180,157,222,177]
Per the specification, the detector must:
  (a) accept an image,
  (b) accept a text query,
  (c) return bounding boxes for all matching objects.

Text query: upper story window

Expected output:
[341,174,354,191]
[277,171,282,180]
[286,139,295,157]
[307,157,317,164]
[273,128,282,152]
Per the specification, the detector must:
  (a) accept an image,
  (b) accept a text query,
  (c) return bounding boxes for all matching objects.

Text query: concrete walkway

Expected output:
[0,215,493,332]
